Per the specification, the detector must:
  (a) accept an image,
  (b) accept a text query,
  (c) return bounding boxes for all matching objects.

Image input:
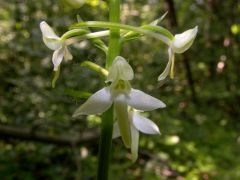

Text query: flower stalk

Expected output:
[97,0,121,179]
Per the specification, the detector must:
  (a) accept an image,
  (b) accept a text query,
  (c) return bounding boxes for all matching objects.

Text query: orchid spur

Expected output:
[73,56,165,160]
[158,26,198,81]
[40,21,73,71]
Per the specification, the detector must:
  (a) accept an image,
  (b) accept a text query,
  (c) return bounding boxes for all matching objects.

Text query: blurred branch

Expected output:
[0,124,99,146]
[164,0,177,27]
[164,0,197,102]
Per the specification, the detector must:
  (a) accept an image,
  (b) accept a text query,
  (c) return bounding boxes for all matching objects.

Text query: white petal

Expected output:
[64,47,73,61]
[130,120,139,162]
[114,95,131,148]
[127,89,166,111]
[132,112,160,134]
[40,21,59,39]
[112,122,120,139]
[52,48,64,71]
[107,56,134,82]
[40,21,61,50]
[158,48,173,81]
[172,26,198,54]
[73,88,112,117]
[43,37,62,50]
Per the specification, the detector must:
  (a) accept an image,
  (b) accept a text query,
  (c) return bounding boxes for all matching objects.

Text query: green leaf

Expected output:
[121,25,173,43]
[64,88,92,98]
[91,38,108,54]
[121,12,170,43]
[150,11,168,26]
[81,60,108,77]
[121,31,141,42]
[142,25,174,40]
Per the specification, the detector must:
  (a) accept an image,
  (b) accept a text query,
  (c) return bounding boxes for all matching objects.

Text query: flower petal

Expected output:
[40,21,59,39]
[43,37,62,50]
[107,56,134,82]
[158,48,173,81]
[130,118,139,162]
[52,48,64,71]
[132,112,160,134]
[64,47,73,61]
[172,26,198,54]
[127,89,166,111]
[73,88,112,117]
[114,95,131,148]
[112,122,120,139]
[40,21,62,50]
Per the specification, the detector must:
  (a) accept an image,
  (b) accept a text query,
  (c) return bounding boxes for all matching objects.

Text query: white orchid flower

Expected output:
[113,110,160,162]
[73,56,165,148]
[158,26,198,81]
[40,21,72,71]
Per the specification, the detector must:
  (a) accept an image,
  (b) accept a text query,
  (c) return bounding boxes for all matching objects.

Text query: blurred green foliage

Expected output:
[0,0,240,179]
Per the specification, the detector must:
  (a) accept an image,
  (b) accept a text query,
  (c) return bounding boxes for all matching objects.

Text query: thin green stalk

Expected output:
[97,1,120,180]
[106,0,120,69]
[97,106,114,180]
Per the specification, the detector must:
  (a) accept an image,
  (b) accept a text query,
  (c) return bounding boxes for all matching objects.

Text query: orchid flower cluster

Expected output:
[40,18,197,161]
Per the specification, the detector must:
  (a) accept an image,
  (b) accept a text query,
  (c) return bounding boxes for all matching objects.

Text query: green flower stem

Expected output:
[106,0,121,69]
[71,21,172,45]
[97,1,120,180]
[97,106,114,180]
[81,61,108,77]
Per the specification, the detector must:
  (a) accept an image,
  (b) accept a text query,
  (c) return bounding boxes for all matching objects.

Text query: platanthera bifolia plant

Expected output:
[39,1,197,179]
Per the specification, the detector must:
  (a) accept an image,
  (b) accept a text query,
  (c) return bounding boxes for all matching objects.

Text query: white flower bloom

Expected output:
[40,21,72,71]
[113,110,160,162]
[73,56,165,148]
[158,26,198,81]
